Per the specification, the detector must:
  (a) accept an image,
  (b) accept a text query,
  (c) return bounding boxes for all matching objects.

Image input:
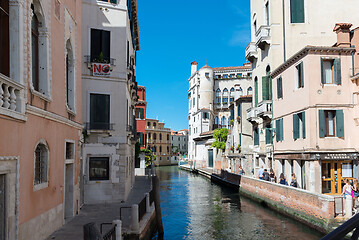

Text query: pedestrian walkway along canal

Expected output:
[155,166,324,240]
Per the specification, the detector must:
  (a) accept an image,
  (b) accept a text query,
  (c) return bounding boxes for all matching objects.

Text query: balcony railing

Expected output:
[85,122,114,131]
[246,107,260,123]
[245,42,258,62]
[0,74,25,120]
[255,25,270,50]
[257,100,272,119]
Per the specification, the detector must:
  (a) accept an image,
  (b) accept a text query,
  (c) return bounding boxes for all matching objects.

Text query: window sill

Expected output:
[30,88,52,102]
[66,105,76,116]
[33,182,49,192]
[88,179,111,183]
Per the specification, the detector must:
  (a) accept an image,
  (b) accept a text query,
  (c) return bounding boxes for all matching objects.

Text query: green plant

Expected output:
[230,146,234,151]
[236,144,241,151]
[93,51,109,64]
[211,128,228,150]
[140,148,156,166]
[230,119,234,125]
[237,116,241,123]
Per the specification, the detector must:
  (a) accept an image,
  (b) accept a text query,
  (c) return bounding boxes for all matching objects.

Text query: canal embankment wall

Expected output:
[180,165,337,233]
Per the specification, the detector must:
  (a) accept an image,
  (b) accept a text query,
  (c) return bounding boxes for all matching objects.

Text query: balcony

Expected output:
[85,122,114,131]
[257,100,272,119]
[245,42,258,62]
[0,74,26,121]
[255,25,270,50]
[246,107,260,124]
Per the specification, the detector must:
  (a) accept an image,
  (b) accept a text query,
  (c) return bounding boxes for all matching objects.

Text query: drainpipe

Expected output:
[352,45,355,76]
[282,0,286,62]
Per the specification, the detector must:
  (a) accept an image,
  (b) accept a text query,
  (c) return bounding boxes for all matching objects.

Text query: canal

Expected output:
[156,166,324,240]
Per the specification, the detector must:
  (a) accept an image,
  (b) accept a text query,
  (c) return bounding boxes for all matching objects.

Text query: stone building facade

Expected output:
[0,0,82,239]
[81,0,140,204]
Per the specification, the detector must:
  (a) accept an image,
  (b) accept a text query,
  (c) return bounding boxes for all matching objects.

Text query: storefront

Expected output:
[320,153,358,195]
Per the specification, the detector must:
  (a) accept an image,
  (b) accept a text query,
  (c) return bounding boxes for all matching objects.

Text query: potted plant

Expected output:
[237,116,241,123]
[236,144,241,153]
[230,146,234,153]
[230,119,234,125]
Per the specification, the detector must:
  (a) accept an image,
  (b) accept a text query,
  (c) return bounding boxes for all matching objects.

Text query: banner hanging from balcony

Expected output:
[92,63,111,76]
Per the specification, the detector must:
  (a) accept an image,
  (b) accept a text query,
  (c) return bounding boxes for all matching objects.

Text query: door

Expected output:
[322,161,354,194]
[64,164,74,220]
[0,175,5,240]
[208,150,213,168]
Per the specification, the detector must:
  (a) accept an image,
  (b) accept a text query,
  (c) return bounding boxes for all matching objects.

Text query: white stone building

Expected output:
[246,0,359,180]
[81,0,140,203]
[188,62,252,169]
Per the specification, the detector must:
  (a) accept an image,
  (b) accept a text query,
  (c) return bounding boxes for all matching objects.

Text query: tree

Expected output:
[140,148,156,167]
[211,128,228,150]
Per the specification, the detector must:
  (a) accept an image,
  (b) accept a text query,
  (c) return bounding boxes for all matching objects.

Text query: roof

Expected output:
[200,64,211,69]
[200,130,214,136]
[213,63,252,71]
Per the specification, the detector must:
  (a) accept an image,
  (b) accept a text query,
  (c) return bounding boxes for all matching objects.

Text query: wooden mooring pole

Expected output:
[152,175,164,239]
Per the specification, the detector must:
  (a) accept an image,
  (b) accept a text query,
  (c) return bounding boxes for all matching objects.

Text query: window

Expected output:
[221,116,227,127]
[293,112,306,140]
[66,40,75,111]
[153,122,156,128]
[159,133,162,140]
[254,20,257,33]
[254,127,259,146]
[90,93,110,130]
[193,97,195,107]
[277,76,283,99]
[236,73,242,78]
[296,62,304,89]
[139,132,144,145]
[230,87,235,102]
[202,112,209,119]
[247,87,252,96]
[91,29,110,62]
[34,143,49,185]
[321,58,341,85]
[229,74,235,78]
[153,133,157,140]
[237,104,241,117]
[290,0,305,23]
[0,0,9,76]
[167,146,169,153]
[222,88,228,104]
[276,118,284,142]
[319,110,344,138]
[216,89,221,104]
[66,142,75,160]
[223,74,228,79]
[147,122,150,127]
[159,146,162,153]
[265,2,269,25]
[89,157,109,181]
[205,72,209,78]
[167,134,169,140]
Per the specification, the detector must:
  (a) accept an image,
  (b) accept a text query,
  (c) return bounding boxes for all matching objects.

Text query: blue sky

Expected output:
[136,0,251,131]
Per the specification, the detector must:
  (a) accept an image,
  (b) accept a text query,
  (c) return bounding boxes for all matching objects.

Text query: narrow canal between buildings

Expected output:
[156,166,324,240]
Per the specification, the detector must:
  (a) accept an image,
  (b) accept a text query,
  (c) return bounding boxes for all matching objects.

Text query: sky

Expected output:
[136,0,251,131]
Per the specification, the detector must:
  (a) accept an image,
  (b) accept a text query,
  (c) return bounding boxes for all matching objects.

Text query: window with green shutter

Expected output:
[290,0,305,23]
[255,77,258,106]
[319,110,326,138]
[262,76,270,100]
[265,124,273,144]
[336,110,344,138]
[237,104,241,117]
[293,112,305,140]
[334,59,341,85]
[319,110,344,138]
[254,127,259,146]
[276,118,284,142]
[293,114,299,140]
[277,77,283,99]
[296,62,304,88]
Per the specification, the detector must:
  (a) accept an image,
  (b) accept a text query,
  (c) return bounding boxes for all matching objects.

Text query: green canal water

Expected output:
[156,166,324,240]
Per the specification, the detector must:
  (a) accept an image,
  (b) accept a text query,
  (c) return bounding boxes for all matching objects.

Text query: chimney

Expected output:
[191,61,198,75]
[333,23,352,48]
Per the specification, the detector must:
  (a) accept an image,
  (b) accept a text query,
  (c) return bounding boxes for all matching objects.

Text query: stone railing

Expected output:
[245,42,257,61]
[0,74,25,120]
[257,100,272,118]
[255,25,270,49]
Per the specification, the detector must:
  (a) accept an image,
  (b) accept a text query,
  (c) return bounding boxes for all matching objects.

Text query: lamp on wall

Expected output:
[315,153,321,160]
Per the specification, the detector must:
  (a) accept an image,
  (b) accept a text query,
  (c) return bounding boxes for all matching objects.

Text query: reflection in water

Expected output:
[157,166,323,240]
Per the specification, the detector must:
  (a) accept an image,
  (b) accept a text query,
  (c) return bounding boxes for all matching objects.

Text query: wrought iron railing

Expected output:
[138,196,147,221]
[84,55,116,66]
[321,213,359,240]
[85,122,114,131]
[101,223,116,240]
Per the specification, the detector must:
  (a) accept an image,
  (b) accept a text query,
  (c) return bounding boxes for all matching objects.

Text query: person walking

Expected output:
[258,166,264,179]
[263,169,270,181]
[290,173,298,188]
[341,179,354,217]
[269,168,276,182]
[279,173,288,185]
[238,165,244,175]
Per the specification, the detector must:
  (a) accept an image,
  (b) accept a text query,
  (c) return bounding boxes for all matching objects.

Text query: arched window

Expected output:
[153,133,157,140]
[153,146,157,153]
[31,4,40,91]
[153,122,156,128]
[214,116,219,124]
[230,87,235,102]
[159,133,162,140]
[216,89,221,104]
[66,39,75,111]
[222,88,228,104]
[248,87,253,95]
[167,134,169,140]
[239,87,243,96]
[159,146,162,153]
[34,142,49,185]
[167,146,169,153]
[147,122,150,127]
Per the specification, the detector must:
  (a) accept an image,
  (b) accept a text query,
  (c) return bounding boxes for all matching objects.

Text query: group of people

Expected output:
[341,178,359,213]
[257,166,298,187]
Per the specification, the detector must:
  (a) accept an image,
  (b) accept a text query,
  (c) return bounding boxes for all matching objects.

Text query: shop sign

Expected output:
[92,63,111,76]
[322,153,353,160]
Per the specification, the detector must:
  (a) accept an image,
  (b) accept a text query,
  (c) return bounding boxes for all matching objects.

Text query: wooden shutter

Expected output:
[90,29,101,61]
[277,77,283,99]
[334,58,342,85]
[319,110,326,138]
[302,111,306,139]
[276,120,280,142]
[320,58,325,84]
[280,118,284,141]
[293,114,299,140]
[299,62,304,88]
[254,127,259,146]
[140,108,144,119]
[336,110,344,138]
[237,104,241,117]
[290,0,304,23]
[255,78,258,106]
[262,76,269,100]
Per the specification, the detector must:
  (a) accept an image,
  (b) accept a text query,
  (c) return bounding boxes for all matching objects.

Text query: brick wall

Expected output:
[240,175,336,231]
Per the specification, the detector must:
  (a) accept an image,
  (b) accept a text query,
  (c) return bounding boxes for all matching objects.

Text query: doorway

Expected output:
[208,150,213,168]
[321,161,354,194]
[64,164,74,220]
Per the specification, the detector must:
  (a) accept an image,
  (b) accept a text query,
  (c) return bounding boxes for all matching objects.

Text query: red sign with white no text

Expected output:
[92,63,111,76]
